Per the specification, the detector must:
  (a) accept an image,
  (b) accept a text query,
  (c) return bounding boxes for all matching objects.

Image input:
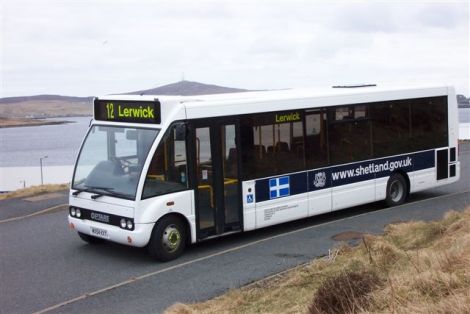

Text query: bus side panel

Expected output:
[255,194,309,229]
[332,180,376,211]
[137,190,196,243]
[447,87,459,149]
[409,168,436,193]
[307,189,332,216]
[242,180,256,231]
[307,169,332,215]
[253,172,309,228]
[410,162,460,193]
[375,177,388,201]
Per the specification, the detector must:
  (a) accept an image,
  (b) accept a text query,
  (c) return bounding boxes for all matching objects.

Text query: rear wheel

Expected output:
[386,173,408,207]
[77,232,105,244]
[147,216,186,262]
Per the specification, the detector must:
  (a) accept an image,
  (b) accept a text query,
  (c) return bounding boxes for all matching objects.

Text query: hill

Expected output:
[123,80,248,96]
[0,98,92,119]
[0,94,93,105]
[0,81,251,121]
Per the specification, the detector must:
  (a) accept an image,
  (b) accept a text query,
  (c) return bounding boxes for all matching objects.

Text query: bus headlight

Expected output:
[119,219,134,230]
[76,208,81,218]
[70,207,76,217]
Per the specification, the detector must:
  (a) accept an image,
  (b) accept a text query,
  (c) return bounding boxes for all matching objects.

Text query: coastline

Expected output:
[0,117,87,128]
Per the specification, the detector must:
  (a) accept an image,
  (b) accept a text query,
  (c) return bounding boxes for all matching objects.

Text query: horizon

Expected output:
[1,80,470,100]
[0,80,246,99]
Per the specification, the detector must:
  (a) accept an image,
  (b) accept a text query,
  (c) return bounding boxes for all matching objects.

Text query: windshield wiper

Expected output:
[78,185,110,200]
[91,193,104,200]
[72,186,110,199]
[72,187,97,196]
[84,185,131,200]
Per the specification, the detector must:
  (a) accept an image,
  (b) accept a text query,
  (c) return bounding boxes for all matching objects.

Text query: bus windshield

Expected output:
[72,125,159,200]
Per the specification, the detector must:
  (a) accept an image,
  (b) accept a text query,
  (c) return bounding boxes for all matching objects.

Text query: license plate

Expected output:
[90,226,109,239]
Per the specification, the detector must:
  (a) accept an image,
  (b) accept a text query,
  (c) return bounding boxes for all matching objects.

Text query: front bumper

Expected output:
[68,216,154,247]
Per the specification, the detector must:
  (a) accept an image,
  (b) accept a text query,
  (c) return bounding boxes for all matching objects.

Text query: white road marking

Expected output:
[34,189,470,313]
[0,203,68,224]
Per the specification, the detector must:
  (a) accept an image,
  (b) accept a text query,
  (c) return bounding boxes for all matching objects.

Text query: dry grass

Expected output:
[309,269,381,314]
[164,208,470,314]
[0,184,69,200]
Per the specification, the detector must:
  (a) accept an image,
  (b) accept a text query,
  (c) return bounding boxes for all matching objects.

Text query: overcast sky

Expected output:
[1,0,469,97]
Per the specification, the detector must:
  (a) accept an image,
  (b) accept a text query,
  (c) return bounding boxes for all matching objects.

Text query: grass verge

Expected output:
[0,184,69,200]
[165,208,470,314]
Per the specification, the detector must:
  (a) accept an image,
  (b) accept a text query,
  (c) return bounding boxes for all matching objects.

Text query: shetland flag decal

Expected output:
[269,176,290,199]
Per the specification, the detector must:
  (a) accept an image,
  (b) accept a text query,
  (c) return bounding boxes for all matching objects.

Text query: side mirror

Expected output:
[174,123,186,141]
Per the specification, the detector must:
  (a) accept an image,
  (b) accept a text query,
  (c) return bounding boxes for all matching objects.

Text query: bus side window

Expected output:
[305,110,328,168]
[328,105,372,164]
[241,115,305,179]
[410,97,448,150]
[142,124,188,199]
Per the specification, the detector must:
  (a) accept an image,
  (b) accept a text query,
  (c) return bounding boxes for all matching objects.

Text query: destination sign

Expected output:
[253,110,303,125]
[94,99,161,124]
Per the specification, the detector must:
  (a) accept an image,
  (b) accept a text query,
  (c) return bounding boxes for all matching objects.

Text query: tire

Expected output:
[386,173,408,207]
[78,232,105,244]
[147,216,186,262]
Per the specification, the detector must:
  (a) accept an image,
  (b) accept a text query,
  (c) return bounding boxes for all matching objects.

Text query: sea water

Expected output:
[0,117,90,191]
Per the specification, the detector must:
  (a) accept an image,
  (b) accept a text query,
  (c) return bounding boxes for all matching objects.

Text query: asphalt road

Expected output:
[0,191,68,221]
[1,144,469,314]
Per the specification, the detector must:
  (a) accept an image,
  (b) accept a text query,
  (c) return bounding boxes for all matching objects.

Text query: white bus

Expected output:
[69,85,460,261]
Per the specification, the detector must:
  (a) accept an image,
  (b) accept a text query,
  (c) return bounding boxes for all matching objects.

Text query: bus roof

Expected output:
[99,85,453,121]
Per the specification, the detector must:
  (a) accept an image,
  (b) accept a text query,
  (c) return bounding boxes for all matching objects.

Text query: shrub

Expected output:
[309,270,381,314]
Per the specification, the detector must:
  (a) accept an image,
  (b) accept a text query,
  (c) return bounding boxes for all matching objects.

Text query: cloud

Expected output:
[416,2,468,29]
[331,3,398,33]
[1,0,469,96]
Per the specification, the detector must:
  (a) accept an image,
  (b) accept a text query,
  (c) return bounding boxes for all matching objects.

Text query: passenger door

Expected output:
[189,119,242,239]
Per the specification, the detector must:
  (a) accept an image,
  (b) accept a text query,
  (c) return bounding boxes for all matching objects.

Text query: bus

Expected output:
[68,85,460,261]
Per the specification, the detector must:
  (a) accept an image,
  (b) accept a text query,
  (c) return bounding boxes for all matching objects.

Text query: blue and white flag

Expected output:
[269,176,290,199]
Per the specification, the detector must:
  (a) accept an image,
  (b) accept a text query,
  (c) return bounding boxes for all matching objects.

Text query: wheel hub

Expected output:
[390,181,403,202]
[162,225,181,252]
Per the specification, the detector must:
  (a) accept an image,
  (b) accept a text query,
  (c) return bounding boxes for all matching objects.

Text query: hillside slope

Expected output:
[0,81,250,119]
[123,80,248,96]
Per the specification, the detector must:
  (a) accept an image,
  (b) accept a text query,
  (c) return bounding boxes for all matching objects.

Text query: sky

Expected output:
[1,0,469,97]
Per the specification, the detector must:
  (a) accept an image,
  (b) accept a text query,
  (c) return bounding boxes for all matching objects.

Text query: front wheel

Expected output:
[386,173,408,207]
[147,216,186,262]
